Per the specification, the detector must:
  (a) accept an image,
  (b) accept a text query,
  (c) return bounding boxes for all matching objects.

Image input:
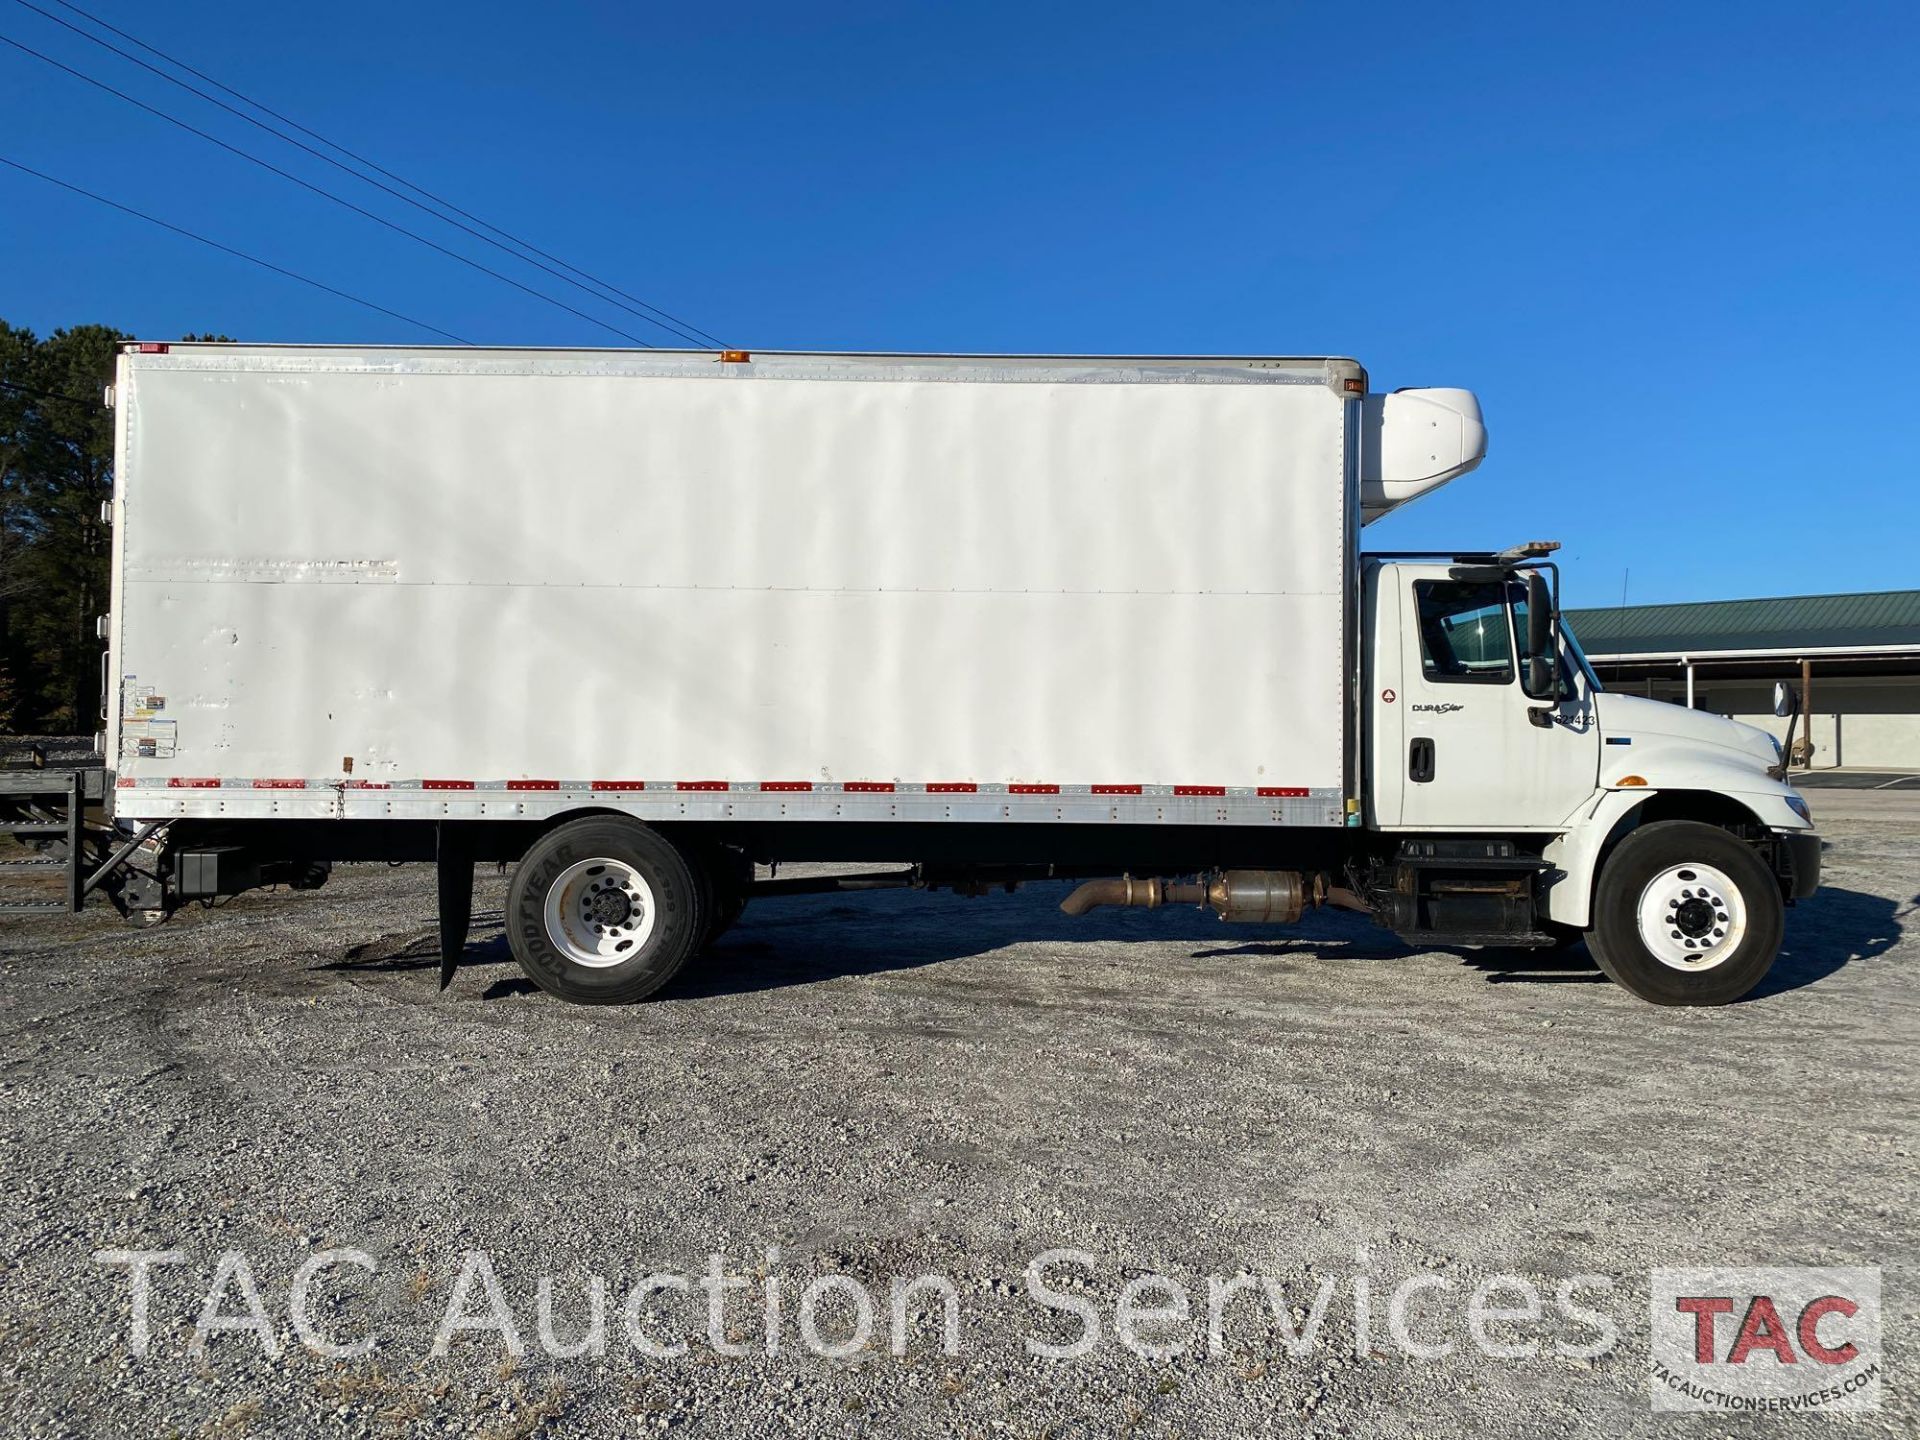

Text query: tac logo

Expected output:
[1650,1267,1882,1412]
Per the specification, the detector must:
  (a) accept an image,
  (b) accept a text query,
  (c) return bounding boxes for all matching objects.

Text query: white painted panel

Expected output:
[111,352,1350,815]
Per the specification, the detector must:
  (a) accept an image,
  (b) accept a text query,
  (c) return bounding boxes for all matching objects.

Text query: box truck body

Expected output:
[108,349,1356,825]
[59,343,1821,1009]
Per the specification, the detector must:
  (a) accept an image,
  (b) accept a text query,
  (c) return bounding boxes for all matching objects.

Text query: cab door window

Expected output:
[1413,580,1514,684]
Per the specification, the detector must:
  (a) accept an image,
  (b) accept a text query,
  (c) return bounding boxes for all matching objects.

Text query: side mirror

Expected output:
[1526,571,1552,657]
[1527,654,1555,697]
[1523,570,1558,703]
[1771,680,1802,777]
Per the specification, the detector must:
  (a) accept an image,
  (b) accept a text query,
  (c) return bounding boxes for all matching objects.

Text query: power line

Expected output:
[0,153,474,343]
[13,0,726,350]
[0,30,658,348]
[42,0,727,349]
[0,375,98,408]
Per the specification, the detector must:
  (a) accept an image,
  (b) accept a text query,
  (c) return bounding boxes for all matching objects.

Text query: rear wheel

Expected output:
[507,817,705,1004]
[1587,820,1782,1006]
[685,842,751,952]
[702,889,749,949]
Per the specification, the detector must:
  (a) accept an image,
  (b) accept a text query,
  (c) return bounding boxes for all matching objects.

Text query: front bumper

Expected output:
[1776,829,1822,900]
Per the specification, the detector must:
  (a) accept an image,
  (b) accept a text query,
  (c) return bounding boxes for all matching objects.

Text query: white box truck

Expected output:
[80,342,1818,1006]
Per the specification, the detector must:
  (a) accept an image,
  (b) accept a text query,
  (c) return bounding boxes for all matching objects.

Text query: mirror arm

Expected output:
[1774,703,1800,781]
[1549,563,1564,696]
[1768,680,1803,779]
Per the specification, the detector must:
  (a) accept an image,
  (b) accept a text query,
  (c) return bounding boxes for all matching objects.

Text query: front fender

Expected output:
[1596,732,1769,796]
[1718,786,1814,832]
[1541,788,1648,929]
[1540,774,1810,928]
[1600,731,1811,833]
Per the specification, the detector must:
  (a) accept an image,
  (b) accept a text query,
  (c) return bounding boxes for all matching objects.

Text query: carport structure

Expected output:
[1564,590,1920,772]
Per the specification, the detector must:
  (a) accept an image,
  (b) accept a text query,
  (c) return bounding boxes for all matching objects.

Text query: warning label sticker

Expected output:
[120,720,177,759]
[120,677,176,757]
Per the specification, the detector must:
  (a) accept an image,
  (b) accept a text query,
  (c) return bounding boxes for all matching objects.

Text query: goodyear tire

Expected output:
[507,817,705,1004]
[683,842,750,953]
[705,847,753,947]
[701,890,748,950]
[1586,820,1783,1006]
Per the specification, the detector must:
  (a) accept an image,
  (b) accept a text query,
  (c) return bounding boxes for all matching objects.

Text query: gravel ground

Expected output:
[0,803,1913,1438]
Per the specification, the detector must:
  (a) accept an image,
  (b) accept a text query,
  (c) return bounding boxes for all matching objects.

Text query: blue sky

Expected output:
[3,1,1914,609]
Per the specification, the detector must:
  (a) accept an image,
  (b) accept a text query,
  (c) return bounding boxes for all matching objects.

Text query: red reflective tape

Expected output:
[251,779,307,790]
[759,781,813,792]
[677,780,729,791]
[115,777,134,789]
[167,777,219,789]
[1174,785,1227,797]
[1256,786,1310,798]
[506,780,560,791]
[590,780,645,791]
[137,342,169,354]
[926,782,978,793]
[422,780,475,790]
[844,781,895,793]
[1009,783,1060,795]
[1091,784,1142,795]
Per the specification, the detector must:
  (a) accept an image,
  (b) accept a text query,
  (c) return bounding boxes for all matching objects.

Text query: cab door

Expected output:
[1369,565,1599,831]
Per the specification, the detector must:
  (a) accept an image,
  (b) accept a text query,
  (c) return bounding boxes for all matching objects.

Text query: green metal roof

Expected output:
[1565,590,1920,657]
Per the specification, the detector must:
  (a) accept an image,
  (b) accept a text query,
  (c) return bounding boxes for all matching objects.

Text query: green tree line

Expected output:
[0,320,121,735]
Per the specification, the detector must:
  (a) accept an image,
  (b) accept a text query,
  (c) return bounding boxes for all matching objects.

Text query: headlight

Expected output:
[1785,792,1812,823]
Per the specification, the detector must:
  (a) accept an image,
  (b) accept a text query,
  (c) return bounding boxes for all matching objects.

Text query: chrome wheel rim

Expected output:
[543,857,655,968]
[1636,862,1746,972]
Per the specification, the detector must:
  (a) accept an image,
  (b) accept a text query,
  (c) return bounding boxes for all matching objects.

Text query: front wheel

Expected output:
[507,817,706,1004]
[1587,820,1783,1006]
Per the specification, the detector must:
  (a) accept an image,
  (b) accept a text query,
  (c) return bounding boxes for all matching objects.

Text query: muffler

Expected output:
[1059,870,1318,923]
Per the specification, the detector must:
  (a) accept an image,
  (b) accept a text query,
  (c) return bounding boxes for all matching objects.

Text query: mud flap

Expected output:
[436,822,472,991]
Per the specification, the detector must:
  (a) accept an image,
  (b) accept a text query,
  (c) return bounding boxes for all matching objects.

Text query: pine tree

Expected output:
[0,320,128,733]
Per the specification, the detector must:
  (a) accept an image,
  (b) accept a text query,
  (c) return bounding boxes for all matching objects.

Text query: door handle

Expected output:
[1409,737,1435,784]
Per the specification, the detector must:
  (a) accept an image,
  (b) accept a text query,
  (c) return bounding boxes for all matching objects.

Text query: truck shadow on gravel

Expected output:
[1194,928,1610,985]
[674,883,1907,1003]
[1190,886,1905,1000]
[315,885,1904,1006]
[1744,885,1908,1000]
[663,886,1431,1000]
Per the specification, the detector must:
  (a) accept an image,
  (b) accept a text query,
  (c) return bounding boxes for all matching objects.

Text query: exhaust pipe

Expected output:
[1060,870,1319,923]
[1058,875,1185,917]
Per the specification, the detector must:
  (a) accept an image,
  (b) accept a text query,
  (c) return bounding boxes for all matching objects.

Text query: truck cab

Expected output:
[1359,550,1820,1003]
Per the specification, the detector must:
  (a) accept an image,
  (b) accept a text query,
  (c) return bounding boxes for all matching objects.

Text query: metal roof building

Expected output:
[1566,590,1920,772]
[1567,590,1920,664]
